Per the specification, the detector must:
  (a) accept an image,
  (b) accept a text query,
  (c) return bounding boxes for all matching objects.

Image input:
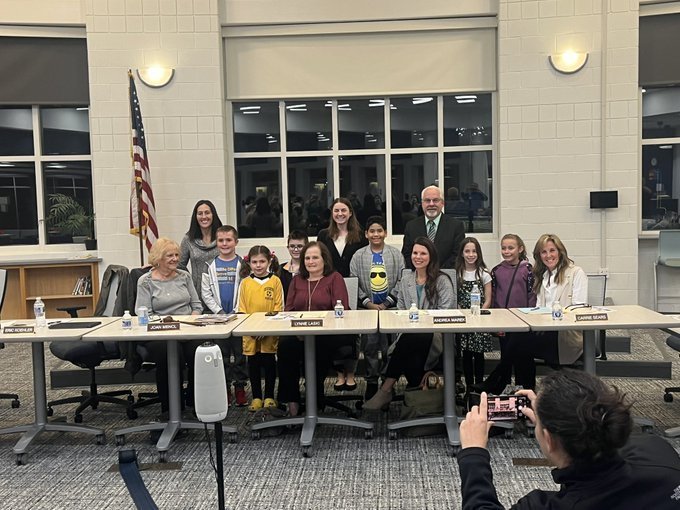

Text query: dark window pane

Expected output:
[390,153,438,234]
[444,94,492,146]
[338,99,385,149]
[642,88,680,139]
[444,151,492,234]
[390,97,437,148]
[285,101,332,151]
[234,158,283,238]
[0,162,38,245]
[642,144,680,230]
[233,102,280,152]
[43,161,93,244]
[287,156,333,237]
[0,107,34,156]
[40,107,91,155]
[338,155,386,229]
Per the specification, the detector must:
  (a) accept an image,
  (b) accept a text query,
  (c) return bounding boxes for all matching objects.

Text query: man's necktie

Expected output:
[427,220,436,241]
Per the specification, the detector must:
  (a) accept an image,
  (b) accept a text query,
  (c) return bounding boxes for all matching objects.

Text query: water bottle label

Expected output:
[334,308,344,318]
[552,309,563,320]
[122,318,132,328]
[409,310,419,321]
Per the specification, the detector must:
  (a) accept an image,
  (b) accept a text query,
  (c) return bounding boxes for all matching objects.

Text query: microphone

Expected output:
[194,342,228,423]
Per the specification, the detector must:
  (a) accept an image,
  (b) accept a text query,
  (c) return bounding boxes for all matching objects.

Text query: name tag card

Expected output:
[147,322,180,332]
[3,326,35,334]
[433,316,466,324]
[291,319,324,328]
[575,313,608,322]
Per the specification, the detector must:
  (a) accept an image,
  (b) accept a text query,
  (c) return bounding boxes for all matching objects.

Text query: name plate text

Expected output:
[575,313,608,322]
[3,326,35,334]
[433,316,466,324]
[291,319,324,328]
[147,322,180,331]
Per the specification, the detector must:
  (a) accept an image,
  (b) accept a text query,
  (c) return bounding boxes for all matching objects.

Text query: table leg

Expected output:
[583,330,597,374]
[0,342,104,463]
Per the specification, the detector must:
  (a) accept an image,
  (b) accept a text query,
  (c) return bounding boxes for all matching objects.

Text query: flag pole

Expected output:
[128,70,145,267]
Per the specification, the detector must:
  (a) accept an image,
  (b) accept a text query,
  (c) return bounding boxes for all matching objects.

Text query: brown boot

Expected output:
[363,387,392,410]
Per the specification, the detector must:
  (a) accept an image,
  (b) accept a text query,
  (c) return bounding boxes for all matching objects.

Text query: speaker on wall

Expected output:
[194,342,228,423]
[590,190,618,209]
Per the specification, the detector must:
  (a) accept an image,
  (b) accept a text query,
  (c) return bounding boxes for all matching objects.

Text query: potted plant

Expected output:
[46,193,97,249]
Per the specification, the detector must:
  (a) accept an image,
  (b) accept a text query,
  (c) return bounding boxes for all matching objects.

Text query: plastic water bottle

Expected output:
[334,300,344,319]
[122,310,133,329]
[137,306,149,326]
[409,302,419,322]
[34,297,47,328]
[470,284,481,316]
[552,301,563,321]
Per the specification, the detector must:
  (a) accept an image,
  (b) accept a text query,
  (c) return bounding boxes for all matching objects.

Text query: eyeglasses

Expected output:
[423,198,442,204]
[288,244,305,251]
[370,271,386,278]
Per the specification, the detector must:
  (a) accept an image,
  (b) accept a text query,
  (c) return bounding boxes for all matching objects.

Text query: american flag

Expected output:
[128,71,159,251]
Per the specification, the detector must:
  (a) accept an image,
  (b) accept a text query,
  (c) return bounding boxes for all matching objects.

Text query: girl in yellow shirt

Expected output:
[237,246,284,411]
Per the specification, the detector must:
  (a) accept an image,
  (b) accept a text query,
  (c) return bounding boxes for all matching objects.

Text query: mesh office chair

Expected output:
[47,265,135,422]
[0,268,21,408]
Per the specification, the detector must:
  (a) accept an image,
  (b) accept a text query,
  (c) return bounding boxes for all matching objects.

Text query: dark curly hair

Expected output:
[536,369,633,464]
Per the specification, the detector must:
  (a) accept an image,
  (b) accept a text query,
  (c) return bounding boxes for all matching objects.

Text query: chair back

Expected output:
[343,276,359,310]
[658,230,680,267]
[586,274,607,306]
[94,265,130,317]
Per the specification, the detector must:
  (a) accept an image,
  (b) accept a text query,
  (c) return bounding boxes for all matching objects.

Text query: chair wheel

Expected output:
[251,430,261,440]
[159,451,168,463]
[127,395,135,403]
[46,407,54,417]
[664,393,674,403]
[115,435,126,446]
[229,432,238,444]
[95,434,106,445]
[302,445,313,458]
[74,414,83,424]
[11,399,20,409]
[388,430,398,440]
[15,453,27,466]
[126,409,138,420]
[504,429,514,439]
[364,429,374,439]
[448,445,460,457]
[642,425,654,434]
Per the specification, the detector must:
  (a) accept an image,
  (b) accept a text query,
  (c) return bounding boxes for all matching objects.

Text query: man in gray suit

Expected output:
[401,185,465,269]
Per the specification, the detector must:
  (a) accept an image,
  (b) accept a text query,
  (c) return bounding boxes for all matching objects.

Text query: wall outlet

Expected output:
[598,268,609,275]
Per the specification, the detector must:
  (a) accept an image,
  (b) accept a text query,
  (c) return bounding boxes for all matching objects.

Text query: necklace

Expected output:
[307,276,323,311]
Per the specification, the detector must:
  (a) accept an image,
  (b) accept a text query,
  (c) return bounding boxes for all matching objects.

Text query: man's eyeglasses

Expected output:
[370,271,386,278]
[288,244,305,251]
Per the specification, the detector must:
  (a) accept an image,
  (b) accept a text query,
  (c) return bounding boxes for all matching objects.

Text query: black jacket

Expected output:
[317,228,367,278]
[401,214,464,270]
[457,434,680,509]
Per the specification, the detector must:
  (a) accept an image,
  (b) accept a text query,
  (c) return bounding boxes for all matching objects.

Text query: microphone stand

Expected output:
[214,421,225,510]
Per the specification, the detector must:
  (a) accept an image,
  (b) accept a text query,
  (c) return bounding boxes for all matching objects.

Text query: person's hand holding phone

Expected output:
[460,391,492,450]
[515,389,537,424]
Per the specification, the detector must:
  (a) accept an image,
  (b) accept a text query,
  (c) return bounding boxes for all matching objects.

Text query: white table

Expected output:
[232,310,377,457]
[379,309,530,454]
[83,315,248,462]
[0,317,118,465]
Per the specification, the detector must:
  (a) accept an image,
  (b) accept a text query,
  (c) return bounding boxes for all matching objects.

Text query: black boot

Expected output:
[364,382,378,401]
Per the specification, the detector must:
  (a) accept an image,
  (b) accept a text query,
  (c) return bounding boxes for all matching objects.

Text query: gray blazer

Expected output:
[349,244,404,308]
[392,270,456,370]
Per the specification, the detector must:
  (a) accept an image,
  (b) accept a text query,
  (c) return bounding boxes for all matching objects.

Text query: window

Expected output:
[231,94,494,238]
[0,106,92,245]
[642,88,680,231]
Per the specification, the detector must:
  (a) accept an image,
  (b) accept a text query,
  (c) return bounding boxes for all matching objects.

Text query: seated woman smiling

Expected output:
[363,236,456,410]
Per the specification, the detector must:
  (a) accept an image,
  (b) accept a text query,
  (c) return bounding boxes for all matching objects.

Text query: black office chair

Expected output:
[0,268,21,408]
[47,265,135,422]
[663,336,680,403]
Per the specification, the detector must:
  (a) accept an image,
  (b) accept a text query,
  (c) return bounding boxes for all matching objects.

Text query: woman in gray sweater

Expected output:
[178,200,223,305]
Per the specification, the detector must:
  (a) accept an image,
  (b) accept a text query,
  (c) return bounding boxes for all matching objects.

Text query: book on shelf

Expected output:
[72,276,92,295]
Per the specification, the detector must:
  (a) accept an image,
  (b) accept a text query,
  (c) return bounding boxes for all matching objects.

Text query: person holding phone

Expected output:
[457,369,680,509]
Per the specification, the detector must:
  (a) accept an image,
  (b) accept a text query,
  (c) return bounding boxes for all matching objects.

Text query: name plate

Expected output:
[147,322,180,331]
[433,316,466,324]
[575,313,608,322]
[291,319,324,327]
[3,326,35,334]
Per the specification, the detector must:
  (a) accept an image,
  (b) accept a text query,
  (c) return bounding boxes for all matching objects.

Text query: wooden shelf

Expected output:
[1,259,100,319]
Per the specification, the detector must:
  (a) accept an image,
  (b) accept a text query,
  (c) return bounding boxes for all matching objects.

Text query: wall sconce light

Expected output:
[136,66,175,88]
[548,50,589,74]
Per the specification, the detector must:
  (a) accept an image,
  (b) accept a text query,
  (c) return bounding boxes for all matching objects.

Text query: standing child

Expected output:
[201,225,249,406]
[482,233,537,393]
[455,237,493,387]
[237,246,284,411]
[277,230,308,298]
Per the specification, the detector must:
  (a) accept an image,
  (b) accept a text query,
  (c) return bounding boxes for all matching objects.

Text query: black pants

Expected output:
[384,333,434,388]
[506,331,559,390]
[248,353,276,400]
[277,334,354,404]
